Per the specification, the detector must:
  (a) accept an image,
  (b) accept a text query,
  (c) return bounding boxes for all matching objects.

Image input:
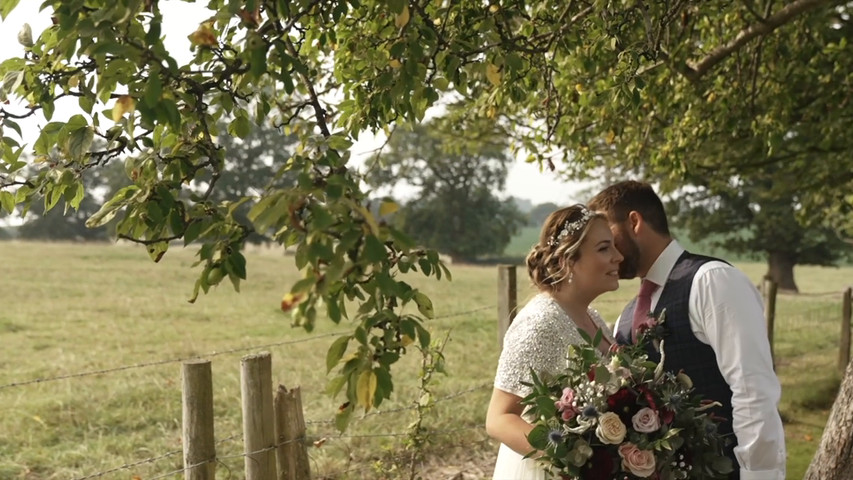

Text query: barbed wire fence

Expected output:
[60,383,492,480]
[1,302,496,480]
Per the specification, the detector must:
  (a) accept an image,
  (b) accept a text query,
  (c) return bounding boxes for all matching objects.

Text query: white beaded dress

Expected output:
[491,293,612,480]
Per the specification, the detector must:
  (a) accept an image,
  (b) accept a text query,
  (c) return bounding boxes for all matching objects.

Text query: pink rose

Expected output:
[618,443,656,478]
[558,387,575,407]
[632,407,661,433]
[555,387,578,421]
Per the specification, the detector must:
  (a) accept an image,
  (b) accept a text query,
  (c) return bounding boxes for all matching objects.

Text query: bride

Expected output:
[485,204,623,479]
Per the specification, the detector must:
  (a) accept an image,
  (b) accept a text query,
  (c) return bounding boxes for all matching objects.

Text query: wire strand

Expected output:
[0,331,348,391]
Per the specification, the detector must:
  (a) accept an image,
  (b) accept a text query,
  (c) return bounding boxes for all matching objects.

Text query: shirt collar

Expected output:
[643,240,684,287]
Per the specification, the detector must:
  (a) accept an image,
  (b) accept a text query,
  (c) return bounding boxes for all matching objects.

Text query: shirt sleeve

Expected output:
[689,262,786,479]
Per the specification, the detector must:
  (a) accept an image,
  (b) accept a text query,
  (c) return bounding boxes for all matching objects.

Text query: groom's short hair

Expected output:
[588,180,670,236]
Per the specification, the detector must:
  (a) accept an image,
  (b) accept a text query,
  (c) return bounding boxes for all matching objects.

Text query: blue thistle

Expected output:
[581,404,599,418]
[548,430,563,445]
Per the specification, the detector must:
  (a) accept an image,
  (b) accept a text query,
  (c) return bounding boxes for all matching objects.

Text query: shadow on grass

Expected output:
[780,370,841,428]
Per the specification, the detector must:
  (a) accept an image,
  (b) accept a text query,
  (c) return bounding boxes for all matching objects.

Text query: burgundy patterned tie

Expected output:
[632,279,658,343]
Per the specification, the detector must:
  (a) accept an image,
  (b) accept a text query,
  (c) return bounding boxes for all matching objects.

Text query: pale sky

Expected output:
[0,2,587,206]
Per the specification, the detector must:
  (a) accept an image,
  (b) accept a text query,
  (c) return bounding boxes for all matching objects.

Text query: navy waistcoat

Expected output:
[616,251,739,479]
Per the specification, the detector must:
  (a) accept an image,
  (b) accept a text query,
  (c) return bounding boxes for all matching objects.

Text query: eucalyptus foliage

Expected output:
[1,0,849,425]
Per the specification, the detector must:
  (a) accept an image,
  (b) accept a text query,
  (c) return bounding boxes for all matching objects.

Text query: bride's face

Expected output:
[569,218,623,294]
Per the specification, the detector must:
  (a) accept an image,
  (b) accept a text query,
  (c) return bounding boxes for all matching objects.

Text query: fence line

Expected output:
[146,435,308,480]
[73,419,489,480]
[320,425,484,441]
[776,303,839,318]
[795,290,845,297]
[70,420,488,480]
[433,305,493,320]
[70,433,244,480]
[0,305,496,392]
[0,331,348,391]
[71,448,184,480]
[305,382,492,425]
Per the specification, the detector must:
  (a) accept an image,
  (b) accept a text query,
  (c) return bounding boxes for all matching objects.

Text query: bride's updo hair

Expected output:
[526,204,605,292]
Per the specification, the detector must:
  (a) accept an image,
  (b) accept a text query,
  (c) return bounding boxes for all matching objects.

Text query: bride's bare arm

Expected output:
[485,388,539,457]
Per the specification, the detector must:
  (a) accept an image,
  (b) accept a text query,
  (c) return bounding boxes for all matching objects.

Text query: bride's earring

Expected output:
[568,271,574,284]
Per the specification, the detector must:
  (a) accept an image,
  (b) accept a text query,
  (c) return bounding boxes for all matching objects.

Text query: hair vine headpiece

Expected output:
[547,206,594,247]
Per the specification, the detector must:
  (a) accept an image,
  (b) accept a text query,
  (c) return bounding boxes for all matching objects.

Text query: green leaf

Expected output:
[326,335,351,372]
[712,456,734,474]
[227,251,247,279]
[327,134,352,151]
[334,402,353,432]
[0,191,14,213]
[414,321,431,349]
[327,297,342,323]
[146,241,169,263]
[526,425,549,450]
[66,181,85,210]
[143,74,162,108]
[325,374,347,397]
[86,185,138,228]
[309,203,335,229]
[67,127,94,158]
[183,220,203,245]
[248,191,286,233]
[362,235,386,263]
[593,366,610,383]
[412,291,434,319]
[374,366,393,403]
[0,1,22,21]
[249,43,268,79]
[78,94,95,114]
[228,115,251,139]
[1,70,23,94]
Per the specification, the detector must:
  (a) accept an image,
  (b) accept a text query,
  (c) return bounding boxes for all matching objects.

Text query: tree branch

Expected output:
[684,0,833,81]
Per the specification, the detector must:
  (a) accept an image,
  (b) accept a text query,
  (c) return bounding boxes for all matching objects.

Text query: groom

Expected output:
[589,181,786,480]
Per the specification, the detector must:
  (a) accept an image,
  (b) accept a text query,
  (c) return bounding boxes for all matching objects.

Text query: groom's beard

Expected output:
[616,237,641,279]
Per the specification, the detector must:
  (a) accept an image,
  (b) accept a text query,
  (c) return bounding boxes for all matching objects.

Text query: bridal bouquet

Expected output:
[521,311,733,480]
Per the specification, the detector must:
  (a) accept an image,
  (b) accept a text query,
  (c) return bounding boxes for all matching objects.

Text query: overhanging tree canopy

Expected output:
[1,0,850,425]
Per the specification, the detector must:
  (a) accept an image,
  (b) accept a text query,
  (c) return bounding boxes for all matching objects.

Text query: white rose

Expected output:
[632,407,661,433]
[594,411,627,444]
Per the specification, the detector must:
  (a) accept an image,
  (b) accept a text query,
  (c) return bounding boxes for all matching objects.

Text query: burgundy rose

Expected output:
[582,446,615,480]
[607,387,640,426]
[638,385,658,411]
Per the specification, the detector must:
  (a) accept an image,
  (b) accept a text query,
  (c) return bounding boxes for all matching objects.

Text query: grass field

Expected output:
[0,241,850,479]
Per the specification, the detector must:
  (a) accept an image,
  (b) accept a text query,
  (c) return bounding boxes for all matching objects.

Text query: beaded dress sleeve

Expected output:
[494,294,586,399]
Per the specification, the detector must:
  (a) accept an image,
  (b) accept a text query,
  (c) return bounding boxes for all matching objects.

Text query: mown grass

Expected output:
[0,241,849,479]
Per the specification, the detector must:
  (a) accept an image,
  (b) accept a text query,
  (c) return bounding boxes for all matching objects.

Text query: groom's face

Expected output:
[610,221,640,279]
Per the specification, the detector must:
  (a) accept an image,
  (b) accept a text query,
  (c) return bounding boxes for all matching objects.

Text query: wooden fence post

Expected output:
[241,353,276,480]
[182,360,216,480]
[275,385,311,480]
[841,287,852,371]
[763,278,777,369]
[497,265,518,349]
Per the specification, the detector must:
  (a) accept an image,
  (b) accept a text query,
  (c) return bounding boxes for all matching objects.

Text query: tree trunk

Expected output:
[766,251,798,292]
[803,360,853,480]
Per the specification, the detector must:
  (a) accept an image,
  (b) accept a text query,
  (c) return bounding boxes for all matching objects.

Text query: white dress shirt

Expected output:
[616,241,786,480]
